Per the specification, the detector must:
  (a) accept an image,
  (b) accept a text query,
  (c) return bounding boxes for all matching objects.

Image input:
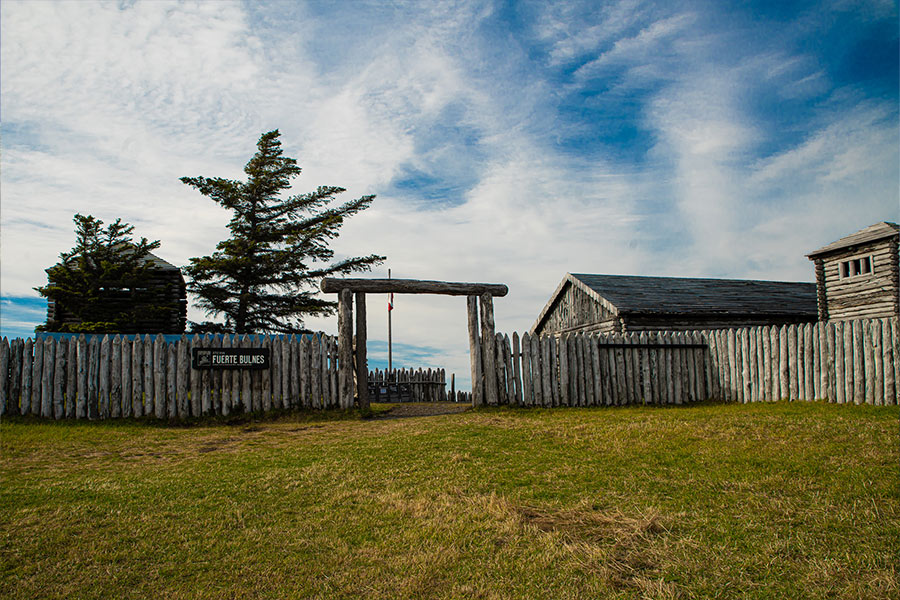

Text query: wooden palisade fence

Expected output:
[480,317,899,407]
[0,333,344,419]
[366,368,470,403]
[367,368,448,403]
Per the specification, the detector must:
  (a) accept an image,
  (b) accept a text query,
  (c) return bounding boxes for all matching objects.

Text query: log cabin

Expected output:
[44,250,187,334]
[806,221,899,321]
[531,273,818,336]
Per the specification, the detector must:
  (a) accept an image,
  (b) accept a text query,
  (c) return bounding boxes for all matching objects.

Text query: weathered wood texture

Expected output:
[472,318,899,409]
[0,333,340,419]
[321,277,508,297]
[367,368,449,402]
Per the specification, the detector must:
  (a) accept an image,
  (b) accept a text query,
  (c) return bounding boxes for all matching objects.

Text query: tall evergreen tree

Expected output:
[181,130,385,333]
[36,214,165,333]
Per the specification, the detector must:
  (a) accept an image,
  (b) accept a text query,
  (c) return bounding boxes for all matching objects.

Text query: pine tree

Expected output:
[36,214,165,333]
[181,130,385,333]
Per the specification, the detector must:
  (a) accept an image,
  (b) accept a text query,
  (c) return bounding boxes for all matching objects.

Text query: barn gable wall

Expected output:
[535,280,619,335]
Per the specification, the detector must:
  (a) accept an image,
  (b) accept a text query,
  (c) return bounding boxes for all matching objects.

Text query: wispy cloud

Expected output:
[1,0,896,388]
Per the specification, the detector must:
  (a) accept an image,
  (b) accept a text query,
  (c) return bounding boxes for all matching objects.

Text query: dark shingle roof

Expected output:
[569,273,817,316]
[806,222,899,258]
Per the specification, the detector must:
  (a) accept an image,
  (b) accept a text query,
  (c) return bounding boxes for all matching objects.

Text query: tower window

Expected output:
[840,256,874,279]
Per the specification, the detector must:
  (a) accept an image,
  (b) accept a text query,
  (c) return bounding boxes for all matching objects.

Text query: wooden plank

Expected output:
[547,335,558,406]
[610,333,624,405]
[321,277,508,297]
[74,336,87,418]
[669,332,681,405]
[740,329,751,403]
[166,341,177,418]
[40,338,54,418]
[531,333,544,407]
[310,334,321,409]
[824,323,835,402]
[177,336,189,418]
[338,289,354,409]
[760,325,774,402]
[0,338,8,416]
[143,335,154,417]
[578,334,591,407]
[882,319,895,405]
[153,334,165,419]
[130,336,142,417]
[864,321,875,405]
[281,334,292,409]
[842,321,854,403]
[270,336,281,410]
[87,337,99,419]
[638,332,650,404]
[521,332,533,406]
[211,335,224,415]
[109,336,121,418]
[590,335,602,406]
[812,324,821,400]
[466,295,482,407]
[501,336,512,405]
[872,320,884,406]
[330,336,338,408]
[853,320,864,404]
[719,330,730,402]
[833,322,845,404]
[96,335,109,419]
[512,332,523,406]
[8,340,20,416]
[743,329,753,403]
[53,338,66,419]
[892,318,900,406]
[697,331,709,401]
[803,324,814,401]
[244,335,255,413]
[260,336,272,412]
[30,336,43,415]
[621,333,635,405]
[568,333,580,406]
[795,325,806,401]
[198,334,211,415]
[189,335,201,416]
[480,293,498,407]
[541,335,552,407]
[299,335,310,409]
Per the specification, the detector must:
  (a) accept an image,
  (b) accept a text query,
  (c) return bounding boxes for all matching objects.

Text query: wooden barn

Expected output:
[806,221,899,321]
[45,250,187,334]
[530,273,818,336]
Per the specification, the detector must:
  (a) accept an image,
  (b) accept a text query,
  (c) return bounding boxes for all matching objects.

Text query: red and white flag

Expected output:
[388,293,394,311]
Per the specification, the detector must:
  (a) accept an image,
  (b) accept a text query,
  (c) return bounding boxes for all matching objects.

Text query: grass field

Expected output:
[1,402,897,599]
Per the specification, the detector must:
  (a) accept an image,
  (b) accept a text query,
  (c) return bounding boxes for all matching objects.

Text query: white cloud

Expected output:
[1,0,896,389]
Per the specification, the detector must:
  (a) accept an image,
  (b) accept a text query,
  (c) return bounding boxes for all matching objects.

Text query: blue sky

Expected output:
[1,0,897,386]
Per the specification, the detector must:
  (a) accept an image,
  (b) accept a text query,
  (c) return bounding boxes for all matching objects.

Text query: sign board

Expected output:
[191,347,270,370]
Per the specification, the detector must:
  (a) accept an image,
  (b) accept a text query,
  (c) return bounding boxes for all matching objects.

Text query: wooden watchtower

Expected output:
[806,221,900,321]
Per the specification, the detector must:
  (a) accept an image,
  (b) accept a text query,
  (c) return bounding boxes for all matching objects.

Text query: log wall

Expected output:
[482,317,899,407]
[366,368,451,403]
[0,333,343,419]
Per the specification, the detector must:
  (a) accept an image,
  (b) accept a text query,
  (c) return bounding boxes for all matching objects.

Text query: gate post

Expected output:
[467,295,482,406]
[338,288,354,409]
[480,292,498,406]
[355,292,369,411]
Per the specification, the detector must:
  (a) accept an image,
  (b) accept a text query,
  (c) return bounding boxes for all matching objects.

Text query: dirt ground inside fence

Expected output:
[372,401,470,419]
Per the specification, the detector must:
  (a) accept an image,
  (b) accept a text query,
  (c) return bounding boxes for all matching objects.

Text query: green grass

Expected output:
[1,402,897,599]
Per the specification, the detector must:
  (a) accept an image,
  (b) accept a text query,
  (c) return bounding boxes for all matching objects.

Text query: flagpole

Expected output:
[388,268,392,372]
